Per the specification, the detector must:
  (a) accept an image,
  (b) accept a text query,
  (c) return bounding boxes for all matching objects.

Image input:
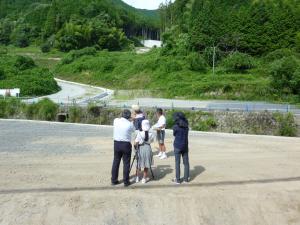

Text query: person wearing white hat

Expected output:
[134,120,154,184]
[131,104,146,131]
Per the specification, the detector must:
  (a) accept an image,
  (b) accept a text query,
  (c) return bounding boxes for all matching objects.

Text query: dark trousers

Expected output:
[111,141,132,184]
[174,149,190,182]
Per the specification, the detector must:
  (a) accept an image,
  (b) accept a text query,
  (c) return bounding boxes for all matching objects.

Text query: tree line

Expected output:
[0,0,160,51]
[159,0,300,56]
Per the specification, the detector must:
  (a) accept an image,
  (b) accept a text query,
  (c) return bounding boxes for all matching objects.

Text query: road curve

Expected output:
[25,78,299,114]
[26,78,113,104]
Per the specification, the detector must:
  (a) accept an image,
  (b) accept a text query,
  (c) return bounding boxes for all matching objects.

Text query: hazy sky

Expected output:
[122,0,170,10]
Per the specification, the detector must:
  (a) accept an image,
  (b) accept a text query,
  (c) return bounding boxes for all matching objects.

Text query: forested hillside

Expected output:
[0,0,160,51]
[159,0,300,56]
[1,0,300,102]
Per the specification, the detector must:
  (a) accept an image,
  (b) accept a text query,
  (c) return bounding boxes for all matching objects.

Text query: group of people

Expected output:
[111,105,190,187]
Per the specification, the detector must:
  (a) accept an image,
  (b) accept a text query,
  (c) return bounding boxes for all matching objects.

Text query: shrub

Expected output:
[269,56,300,94]
[0,46,8,55]
[68,105,83,123]
[40,42,51,53]
[15,34,29,48]
[5,98,22,117]
[61,47,97,64]
[161,58,182,73]
[0,98,23,118]
[129,37,143,47]
[186,52,208,72]
[88,103,101,117]
[0,99,7,118]
[15,55,36,70]
[222,84,233,93]
[0,68,5,80]
[274,112,297,137]
[25,103,38,119]
[264,49,298,62]
[36,98,58,121]
[296,32,300,53]
[222,52,255,72]
[193,117,217,131]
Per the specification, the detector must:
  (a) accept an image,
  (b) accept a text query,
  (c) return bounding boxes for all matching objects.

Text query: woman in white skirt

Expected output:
[134,120,154,184]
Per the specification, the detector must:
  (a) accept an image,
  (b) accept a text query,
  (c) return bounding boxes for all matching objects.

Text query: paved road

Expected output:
[25,78,300,114]
[0,119,300,225]
[110,97,300,114]
[26,78,113,104]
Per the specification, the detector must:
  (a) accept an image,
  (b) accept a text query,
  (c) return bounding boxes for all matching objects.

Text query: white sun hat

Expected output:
[142,120,150,132]
[131,104,140,111]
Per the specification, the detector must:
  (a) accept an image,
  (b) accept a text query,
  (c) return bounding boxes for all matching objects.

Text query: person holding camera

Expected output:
[153,108,167,159]
[172,112,190,184]
[134,120,154,184]
[111,109,135,187]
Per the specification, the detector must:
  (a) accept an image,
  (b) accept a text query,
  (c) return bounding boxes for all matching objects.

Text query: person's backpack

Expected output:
[134,114,145,131]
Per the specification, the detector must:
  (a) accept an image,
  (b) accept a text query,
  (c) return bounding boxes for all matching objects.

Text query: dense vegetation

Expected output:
[0,0,160,51]
[55,47,300,102]
[0,98,297,136]
[0,49,59,96]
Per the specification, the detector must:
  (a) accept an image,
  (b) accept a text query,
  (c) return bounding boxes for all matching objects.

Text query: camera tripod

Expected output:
[129,147,155,179]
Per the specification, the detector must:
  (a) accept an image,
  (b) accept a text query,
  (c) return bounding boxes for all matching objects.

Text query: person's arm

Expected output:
[130,122,135,133]
[149,132,155,143]
[153,116,166,130]
[173,125,178,137]
[134,132,142,150]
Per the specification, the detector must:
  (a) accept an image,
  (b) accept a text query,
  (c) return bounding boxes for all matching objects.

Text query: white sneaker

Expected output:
[135,176,140,183]
[160,152,167,159]
[141,178,147,184]
[156,152,162,157]
[172,178,180,185]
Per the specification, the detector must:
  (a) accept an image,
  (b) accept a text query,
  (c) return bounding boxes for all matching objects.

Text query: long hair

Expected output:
[144,131,149,142]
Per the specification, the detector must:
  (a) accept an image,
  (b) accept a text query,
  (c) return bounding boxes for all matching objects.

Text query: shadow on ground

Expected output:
[190,165,206,182]
[153,165,173,180]
[2,176,300,195]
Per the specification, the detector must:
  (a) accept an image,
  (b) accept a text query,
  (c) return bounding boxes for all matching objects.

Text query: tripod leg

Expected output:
[129,155,136,174]
[150,166,155,179]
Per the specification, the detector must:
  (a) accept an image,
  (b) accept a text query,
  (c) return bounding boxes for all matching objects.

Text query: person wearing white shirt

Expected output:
[111,109,135,187]
[134,120,155,184]
[152,108,167,159]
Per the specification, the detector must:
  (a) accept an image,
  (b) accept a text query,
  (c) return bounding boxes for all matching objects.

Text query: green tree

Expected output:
[270,56,300,94]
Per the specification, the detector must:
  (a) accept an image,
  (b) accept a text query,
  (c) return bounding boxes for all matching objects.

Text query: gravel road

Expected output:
[0,119,300,225]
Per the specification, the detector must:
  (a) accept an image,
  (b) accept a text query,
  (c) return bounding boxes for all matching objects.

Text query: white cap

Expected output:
[131,104,140,111]
[142,120,150,131]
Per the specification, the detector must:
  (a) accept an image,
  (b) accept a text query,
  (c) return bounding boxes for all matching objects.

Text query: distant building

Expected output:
[141,40,162,48]
[0,88,20,97]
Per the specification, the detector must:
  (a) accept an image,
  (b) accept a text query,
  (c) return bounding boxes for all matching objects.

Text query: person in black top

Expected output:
[172,112,190,184]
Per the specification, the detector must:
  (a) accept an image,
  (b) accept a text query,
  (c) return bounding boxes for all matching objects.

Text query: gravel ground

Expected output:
[0,119,300,225]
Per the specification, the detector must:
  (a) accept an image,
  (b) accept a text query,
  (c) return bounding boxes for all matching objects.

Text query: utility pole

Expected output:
[212,46,216,76]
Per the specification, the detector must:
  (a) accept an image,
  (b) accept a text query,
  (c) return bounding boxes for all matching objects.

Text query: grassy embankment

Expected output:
[0,46,60,97]
[54,48,300,104]
[3,45,300,104]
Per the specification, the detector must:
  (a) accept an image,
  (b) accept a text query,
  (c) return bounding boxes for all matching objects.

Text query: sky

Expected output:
[122,0,171,10]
